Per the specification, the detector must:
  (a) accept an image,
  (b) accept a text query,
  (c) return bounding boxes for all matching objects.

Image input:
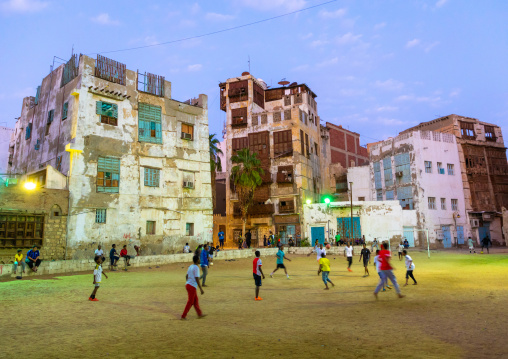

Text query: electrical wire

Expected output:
[90,0,338,55]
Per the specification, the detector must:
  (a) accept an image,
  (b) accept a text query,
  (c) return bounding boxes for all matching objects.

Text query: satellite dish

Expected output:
[278,80,290,86]
[242,71,250,76]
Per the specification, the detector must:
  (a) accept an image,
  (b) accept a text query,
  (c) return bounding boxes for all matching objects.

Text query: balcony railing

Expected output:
[277,172,293,183]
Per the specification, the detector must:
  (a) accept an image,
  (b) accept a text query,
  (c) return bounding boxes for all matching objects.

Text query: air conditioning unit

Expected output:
[181,133,192,140]
[470,219,480,228]
[482,213,493,221]
[183,181,194,189]
[396,171,403,177]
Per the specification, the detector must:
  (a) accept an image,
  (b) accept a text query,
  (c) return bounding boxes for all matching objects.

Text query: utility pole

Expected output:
[349,182,353,242]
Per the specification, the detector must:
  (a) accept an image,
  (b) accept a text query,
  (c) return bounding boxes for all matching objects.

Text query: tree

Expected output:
[230,148,264,237]
[209,134,223,209]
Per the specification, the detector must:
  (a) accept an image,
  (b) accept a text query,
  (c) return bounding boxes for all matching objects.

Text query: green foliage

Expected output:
[209,134,223,173]
[301,237,310,247]
[230,148,264,189]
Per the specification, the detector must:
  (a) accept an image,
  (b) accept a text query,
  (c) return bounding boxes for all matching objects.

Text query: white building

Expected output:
[0,126,14,174]
[368,130,469,248]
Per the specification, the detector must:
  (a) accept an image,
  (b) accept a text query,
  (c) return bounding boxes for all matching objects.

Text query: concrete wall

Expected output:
[0,126,14,173]
[347,166,372,201]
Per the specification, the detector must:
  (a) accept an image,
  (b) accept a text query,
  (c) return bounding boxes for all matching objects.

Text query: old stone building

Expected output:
[219,73,322,246]
[0,126,14,174]
[401,114,507,245]
[369,129,470,248]
[6,54,212,258]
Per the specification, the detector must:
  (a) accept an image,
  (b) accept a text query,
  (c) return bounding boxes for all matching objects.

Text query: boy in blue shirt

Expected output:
[200,244,210,287]
[270,245,291,279]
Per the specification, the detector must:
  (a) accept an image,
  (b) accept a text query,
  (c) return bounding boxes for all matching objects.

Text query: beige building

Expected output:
[6,54,212,258]
[219,73,322,246]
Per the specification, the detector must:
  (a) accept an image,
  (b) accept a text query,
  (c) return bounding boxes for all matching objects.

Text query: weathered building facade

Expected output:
[0,126,14,174]
[7,54,212,258]
[401,114,507,245]
[369,130,470,248]
[220,73,322,246]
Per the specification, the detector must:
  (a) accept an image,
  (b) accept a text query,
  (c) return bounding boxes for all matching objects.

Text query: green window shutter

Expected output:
[34,86,41,105]
[96,101,103,115]
[138,103,162,144]
[111,104,118,118]
[96,101,118,119]
[47,110,54,124]
[62,102,68,120]
[25,124,32,140]
[97,156,120,193]
[155,122,162,143]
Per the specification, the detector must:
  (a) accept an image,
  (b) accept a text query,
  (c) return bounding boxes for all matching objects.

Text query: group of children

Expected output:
[12,245,42,279]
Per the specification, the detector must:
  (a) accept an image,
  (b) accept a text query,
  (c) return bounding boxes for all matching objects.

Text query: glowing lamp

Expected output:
[24,182,36,190]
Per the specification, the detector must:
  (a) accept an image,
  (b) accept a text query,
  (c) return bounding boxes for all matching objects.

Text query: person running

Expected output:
[335,233,341,247]
[403,250,417,286]
[373,250,388,292]
[398,242,404,261]
[270,245,291,279]
[318,252,335,290]
[308,242,325,262]
[181,254,206,320]
[89,255,108,301]
[374,243,404,299]
[481,236,491,254]
[344,242,354,272]
[359,244,371,277]
[467,237,476,254]
[218,230,225,249]
[200,244,210,287]
[371,238,379,253]
[253,250,265,301]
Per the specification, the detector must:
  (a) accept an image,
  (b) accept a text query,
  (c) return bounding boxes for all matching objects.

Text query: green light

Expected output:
[324,198,330,204]
[306,199,311,205]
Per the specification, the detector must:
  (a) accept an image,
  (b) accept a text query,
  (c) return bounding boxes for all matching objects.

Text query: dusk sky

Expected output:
[1,0,506,145]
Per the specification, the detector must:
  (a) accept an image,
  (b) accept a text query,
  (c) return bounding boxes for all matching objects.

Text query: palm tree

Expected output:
[209,134,223,209]
[230,148,264,236]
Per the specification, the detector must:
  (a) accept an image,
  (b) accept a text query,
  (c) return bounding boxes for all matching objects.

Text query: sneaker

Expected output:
[347,268,352,272]
[197,314,207,319]
[255,297,263,301]
[382,288,386,292]
[89,298,99,301]
[180,317,188,320]
[286,276,290,280]
[270,274,273,278]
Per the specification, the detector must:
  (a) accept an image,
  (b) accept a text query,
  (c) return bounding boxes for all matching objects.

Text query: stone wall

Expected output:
[43,216,68,260]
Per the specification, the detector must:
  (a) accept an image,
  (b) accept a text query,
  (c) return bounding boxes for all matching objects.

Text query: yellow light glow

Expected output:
[306,199,311,205]
[24,182,36,190]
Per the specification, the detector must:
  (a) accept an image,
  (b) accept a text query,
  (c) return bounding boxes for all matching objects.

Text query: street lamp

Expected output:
[306,199,311,205]
[324,198,330,204]
[24,181,36,190]
[349,182,353,241]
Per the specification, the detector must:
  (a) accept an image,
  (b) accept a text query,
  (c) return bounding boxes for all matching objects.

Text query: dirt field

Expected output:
[1,250,507,359]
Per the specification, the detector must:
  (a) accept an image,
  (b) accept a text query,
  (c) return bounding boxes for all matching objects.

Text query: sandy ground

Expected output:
[1,250,507,359]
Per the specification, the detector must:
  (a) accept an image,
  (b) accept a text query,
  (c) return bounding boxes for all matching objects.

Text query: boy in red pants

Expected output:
[181,254,206,320]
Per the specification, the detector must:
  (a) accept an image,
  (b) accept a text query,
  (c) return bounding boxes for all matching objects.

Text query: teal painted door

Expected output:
[403,227,415,247]
[478,223,490,242]
[280,225,296,245]
[457,226,464,245]
[442,226,452,248]
[337,217,362,239]
[311,227,325,245]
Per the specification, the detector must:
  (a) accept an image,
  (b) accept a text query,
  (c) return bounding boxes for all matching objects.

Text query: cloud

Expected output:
[319,8,346,18]
[379,117,406,126]
[335,32,362,45]
[91,13,120,26]
[374,22,386,31]
[301,32,313,40]
[406,39,420,48]
[190,3,200,14]
[0,0,47,13]
[187,64,202,72]
[395,94,442,105]
[144,36,158,46]
[317,57,339,67]
[424,41,440,53]
[375,106,399,112]
[435,0,448,8]
[310,39,329,47]
[339,89,366,97]
[449,88,461,97]
[179,19,196,27]
[237,0,306,12]
[291,64,309,72]
[205,12,235,21]
[373,79,404,91]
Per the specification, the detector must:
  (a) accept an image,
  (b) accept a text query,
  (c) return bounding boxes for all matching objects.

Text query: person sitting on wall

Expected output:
[13,249,26,278]
[288,237,294,247]
[25,245,42,272]
[120,245,132,266]
[403,239,410,249]
[109,244,120,270]
[183,243,190,253]
[134,245,141,256]
[94,245,106,263]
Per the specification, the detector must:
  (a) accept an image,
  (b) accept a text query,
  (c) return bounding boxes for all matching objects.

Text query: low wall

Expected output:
[0,248,279,279]
[288,246,365,255]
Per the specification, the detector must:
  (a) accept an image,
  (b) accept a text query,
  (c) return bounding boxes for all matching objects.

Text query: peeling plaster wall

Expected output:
[347,166,372,201]
[0,127,14,173]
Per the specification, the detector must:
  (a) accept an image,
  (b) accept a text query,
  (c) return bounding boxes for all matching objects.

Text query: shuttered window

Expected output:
[47,109,54,124]
[300,130,304,155]
[232,137,249,155]
[274,130,292,157]
[138,103,162,143]
[25,123,32,140]
[62,102,68,120]
[181,123,194,140]
[95,209,106,223]
[34,86,41,105]
[144,167,160,187]
[97,157,120,193]
[96,101,118,126]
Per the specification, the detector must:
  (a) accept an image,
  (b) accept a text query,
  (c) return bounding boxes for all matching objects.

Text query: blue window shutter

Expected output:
[138,103,162,144]
[155,122,162,143]
[34,86,41,105]
[25,124,32,140]
[96,101,103,115]
[112,104,118,118]
[47,110,54,124]
[62,102,68,120]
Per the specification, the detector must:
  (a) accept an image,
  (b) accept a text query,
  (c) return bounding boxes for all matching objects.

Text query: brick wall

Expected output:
[331,150,347,168]
[330,128,346,150]
[346,134,355,153]
[43,216,67,260]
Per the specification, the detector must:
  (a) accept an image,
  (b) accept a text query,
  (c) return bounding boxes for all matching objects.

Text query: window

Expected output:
[394,152,411,184]
[183,171,194,189]
[460,121,475,139]
[305,133,310,157]
[25,123,32,140]
[97,156,120,193]
[451,199,458,211]
[144,167,160,187]
[428,197,436,210]
[386,190,394,200]
[484,125,496,142]
[397,186,414,210]
[300,130,305,155]
[376,189,383,201]
[437,162,445,174]
[279,198,295,213]
[315,143,319,156]
[96,101,118,126]
[186,223,194,236]
[358,197,365,201]
[232,137,248,155]
[231,107,248,127]
[383,157,393,186]
[47,109,54,124]
[0,213,44,248]
[181,123,194,141]
[284,109,291,121]
[146,221,156,235]
[95,209,106,223]
[441,198,446,210]
[273,130,292,157]
[273,111,281,123]
[34,86,41,105]
[425,161,432,173]
[374,161,382,189]
[252,115,259,126]
[138,103,162,143]
[447,164,454,175]
[277,166,293,183]
[56,156,62,171]
[62,102,68,120]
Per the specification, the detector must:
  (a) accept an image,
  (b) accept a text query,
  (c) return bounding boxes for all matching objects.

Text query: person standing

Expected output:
[398,242,404,261]
[13,249,26,278]
[371,238,379,252]
[218,230,225,249]
[89,256,108,301]
[245,230,252,249]
[467,237,476,254]
[317,253,335,290]
[344,242,354,272]
[403,250,417,286]
[269,231,275,248]
[181,254,206,320]
[26,245,42,272]
[200,244,210,287]
[358,244,371,277]
[270,245,291,279]
[335,233,341,247]
[481,236,491,254]
[374,243,404,299]
[263,235,267,247]
[253,250,265,301]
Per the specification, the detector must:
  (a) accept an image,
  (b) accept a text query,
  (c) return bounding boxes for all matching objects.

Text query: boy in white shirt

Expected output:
[181,254,206,319]
[89,256,108,301]
[403,250,417,286]
[308,242,326,262]
[344,242,354,272]
[398,242,404,261]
